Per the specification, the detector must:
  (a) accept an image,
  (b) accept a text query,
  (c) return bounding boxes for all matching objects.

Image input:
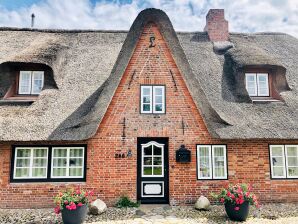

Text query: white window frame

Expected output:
[245,73,269,97]
[51,147,85,179]
[18,71,44,95]
[140,85,165,114]
[270,145,298,179]
[13,147,48,179]
[141,141,164,178]
[141,86,152,113]
[197,145,227,180]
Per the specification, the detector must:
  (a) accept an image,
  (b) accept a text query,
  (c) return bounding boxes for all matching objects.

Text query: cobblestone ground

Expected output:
[0,203,297,224]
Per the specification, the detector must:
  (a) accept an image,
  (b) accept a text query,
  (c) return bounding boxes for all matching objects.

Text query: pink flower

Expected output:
[234,206,240,211]
[89,190,94,196]
[64,200,69,205]
[54,206,61,214]
[220,198,225,203]
[77,202,83,207]
[245,192,250,197]
[231,194,235,200]
[66,205,71,210]
[76,190,81,195]
[227,191,231,197]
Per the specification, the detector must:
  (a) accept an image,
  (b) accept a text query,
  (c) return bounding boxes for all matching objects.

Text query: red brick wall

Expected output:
[0,23,297,208]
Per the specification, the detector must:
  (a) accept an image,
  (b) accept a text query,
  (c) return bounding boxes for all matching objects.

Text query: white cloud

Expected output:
[0,0,297,37]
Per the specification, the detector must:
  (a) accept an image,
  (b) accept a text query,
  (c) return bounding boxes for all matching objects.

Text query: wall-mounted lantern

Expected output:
[176,145,191,163]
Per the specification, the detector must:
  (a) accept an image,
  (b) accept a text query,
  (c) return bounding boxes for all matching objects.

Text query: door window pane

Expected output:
[153,167,162,175]
[142,142,164,177]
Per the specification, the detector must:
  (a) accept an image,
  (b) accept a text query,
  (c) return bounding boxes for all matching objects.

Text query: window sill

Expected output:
[0,96,38,104]
[251,97,281,103]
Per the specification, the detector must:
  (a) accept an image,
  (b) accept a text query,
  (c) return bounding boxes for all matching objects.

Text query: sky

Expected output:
[0,0,297,37]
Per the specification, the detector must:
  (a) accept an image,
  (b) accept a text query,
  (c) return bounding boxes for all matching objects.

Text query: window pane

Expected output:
[286,146,297,156]
[271,156,284,166]
[32,71,44,94]
[214,157,225,167]
[53,148,67,157]
[15,168,29,177]
[32,168,46,177]
[53,158,67,167]
[273,167,284,177]
[143,146,152,156]
[143,96,151,103]
[143,87,151,95]
[155,96,162,104]
[69,168,83,177]
[19,71,31,94]
[288,167,298,177]
[33,148,47,157]
[53,168,66,177]
[16,159,30,167]
[245,74,256,96]
[199,150,210,177]
[143,167,152,175]
[214,167,224,177]
[155,104,163,111]
[33,158,47,167]
[213,147,224,157]
[143,104,151,112]
[143,157,152,165]
[153,157,162,165]
[69,158,83,167]
[271,146,283,156]
[70,148,83,157]
[153,167,162,175]
[155,88,162,95]
[257,74,269,96]
[17,149,31,157]
[153,146,162,155]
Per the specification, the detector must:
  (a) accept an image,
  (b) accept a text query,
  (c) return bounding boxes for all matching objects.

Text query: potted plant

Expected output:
[212,183,260,221]
[54,186,94,224]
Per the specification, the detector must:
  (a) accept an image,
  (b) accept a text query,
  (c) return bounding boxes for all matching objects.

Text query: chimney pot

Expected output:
[204,9,229,42]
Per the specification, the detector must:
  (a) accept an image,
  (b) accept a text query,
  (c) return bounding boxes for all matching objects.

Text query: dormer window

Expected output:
[245,73,269,97]
[19,71,44,95]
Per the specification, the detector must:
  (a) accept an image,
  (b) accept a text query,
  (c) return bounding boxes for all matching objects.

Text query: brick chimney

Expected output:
[204,9,229,42]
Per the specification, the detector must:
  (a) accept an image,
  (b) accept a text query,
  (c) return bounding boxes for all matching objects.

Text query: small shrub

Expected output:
[115,196,140,208]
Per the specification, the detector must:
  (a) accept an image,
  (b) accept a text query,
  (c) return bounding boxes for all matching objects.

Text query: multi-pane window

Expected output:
[270,145,298,178]
[18,71,44,95]
[245,73,269,97]
[141,86,165,114]
[12,146,86,182]
[14,147,48,179]
[51,147,84,178]
[197,145,227,180]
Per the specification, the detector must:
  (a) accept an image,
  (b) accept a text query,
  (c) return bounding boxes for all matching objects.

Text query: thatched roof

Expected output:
[0,8,297,141]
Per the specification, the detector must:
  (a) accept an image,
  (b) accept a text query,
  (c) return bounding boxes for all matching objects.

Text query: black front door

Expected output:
[137,137,169,204]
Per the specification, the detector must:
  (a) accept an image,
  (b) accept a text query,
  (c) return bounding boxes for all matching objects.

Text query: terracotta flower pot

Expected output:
[225,201,249,221]
[61,204,88,224]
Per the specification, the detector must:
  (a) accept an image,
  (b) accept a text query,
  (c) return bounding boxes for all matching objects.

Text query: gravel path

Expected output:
[0,203,297,224]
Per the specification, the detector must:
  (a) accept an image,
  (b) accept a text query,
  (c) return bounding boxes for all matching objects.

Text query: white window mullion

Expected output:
[285,145,298,178]
[29,149,33,178]
[66,148,70,177]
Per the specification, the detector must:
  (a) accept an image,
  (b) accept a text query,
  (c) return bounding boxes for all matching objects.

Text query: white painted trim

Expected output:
[153,86,165,114]
[31,71,44,94]
[257,73,269,96]
[13,147,48,179]
[51,147,85,179]
[141,141,164,178]
[18,71,32,94]
[141,86,152,113]
[141,181,164,197]
[197,145,212,179]
[269,145,286,178]
[285,145,298,178]
[212,145,227,179]
[245,73,257,96]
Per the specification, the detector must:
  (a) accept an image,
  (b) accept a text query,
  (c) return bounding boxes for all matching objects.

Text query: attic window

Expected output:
[18,71,44,95]
[245,73,269,97]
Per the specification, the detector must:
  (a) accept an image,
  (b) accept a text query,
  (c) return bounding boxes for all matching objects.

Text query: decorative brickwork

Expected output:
[0,23,297,208]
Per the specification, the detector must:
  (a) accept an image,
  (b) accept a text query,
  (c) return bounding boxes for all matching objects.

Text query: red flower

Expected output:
[76,190,81,195]
[245,192,250,197]
[231,194,235,200]
[64,200,69,205]
[66,205,70,210]
[89,190,94,196]
[77,202,83,207]
[234,206,240,211]
[54,206,61,214]
[220,198,225,203]
[227,191,231,197]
